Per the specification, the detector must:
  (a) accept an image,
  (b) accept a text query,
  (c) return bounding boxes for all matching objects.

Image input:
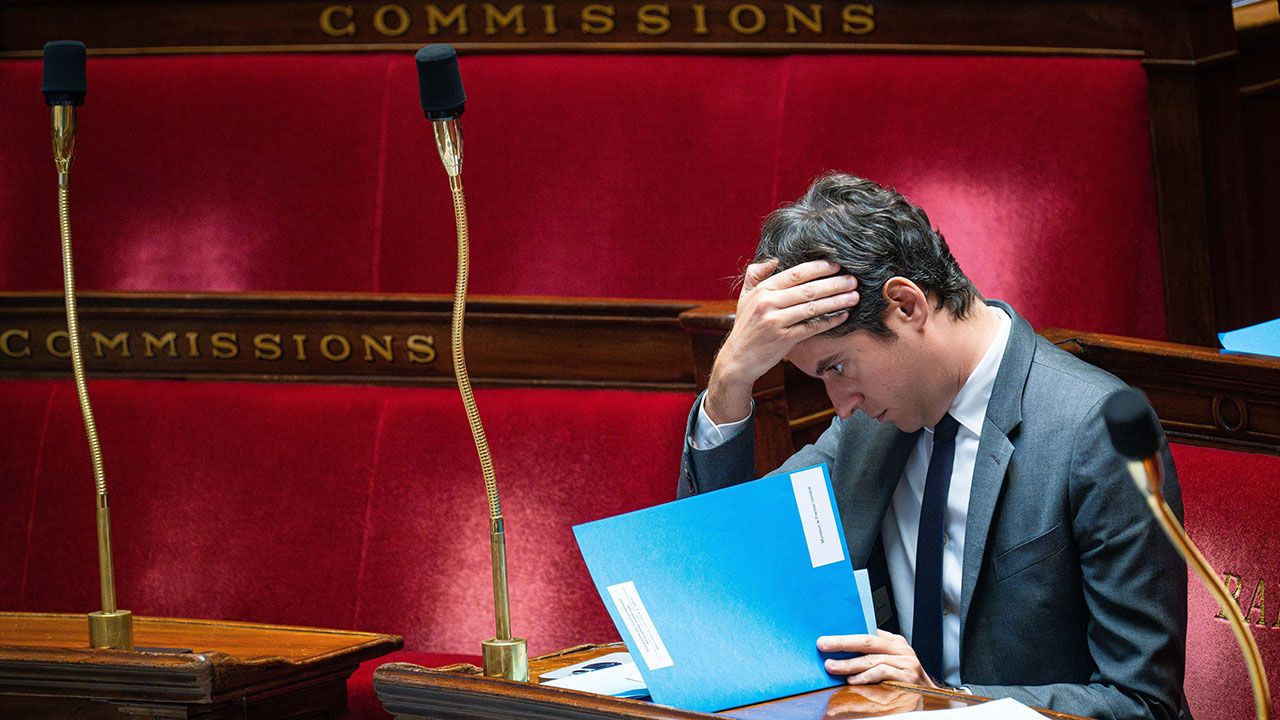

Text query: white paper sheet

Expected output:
[541,652,648,698]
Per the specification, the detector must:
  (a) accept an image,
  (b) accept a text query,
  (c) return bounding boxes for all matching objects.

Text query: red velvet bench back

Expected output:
[1173,444,1280,720]
[1,52,1164,338]
[0,378,690,655]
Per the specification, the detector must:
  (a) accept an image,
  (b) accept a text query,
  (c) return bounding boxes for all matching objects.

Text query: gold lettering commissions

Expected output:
[1219,572,1280,630]
[0,328,438,365]
[319,3,876,39]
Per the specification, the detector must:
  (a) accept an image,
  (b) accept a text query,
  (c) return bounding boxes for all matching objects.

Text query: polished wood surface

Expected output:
[0,612,401,718]
[0,292,700,390]
[374,643,1087,720]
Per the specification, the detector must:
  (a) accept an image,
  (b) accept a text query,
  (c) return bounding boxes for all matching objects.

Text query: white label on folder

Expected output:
[606,581,674,671]
[791,467,844,568]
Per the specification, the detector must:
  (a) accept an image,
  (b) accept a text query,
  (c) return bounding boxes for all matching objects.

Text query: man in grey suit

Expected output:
[680,173,1189,719]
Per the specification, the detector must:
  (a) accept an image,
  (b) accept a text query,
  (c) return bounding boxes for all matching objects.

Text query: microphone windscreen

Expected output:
[416,44,466,119]
[1103,388,1161,459]
[42,41,87,106]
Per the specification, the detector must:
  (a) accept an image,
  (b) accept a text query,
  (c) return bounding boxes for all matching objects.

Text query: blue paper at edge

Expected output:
[1219,317,1280,359]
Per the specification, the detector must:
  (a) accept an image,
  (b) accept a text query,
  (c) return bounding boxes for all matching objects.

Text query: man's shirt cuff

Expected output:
[690,394,753,450]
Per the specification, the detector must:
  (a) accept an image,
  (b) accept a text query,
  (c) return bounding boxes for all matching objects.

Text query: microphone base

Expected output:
[88,609,133,650]
[482,637,528,682]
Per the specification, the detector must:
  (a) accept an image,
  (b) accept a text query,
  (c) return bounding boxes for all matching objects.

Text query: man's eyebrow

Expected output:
[813,354,839,376]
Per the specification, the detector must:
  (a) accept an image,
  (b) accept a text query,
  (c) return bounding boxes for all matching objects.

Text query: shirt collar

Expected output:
[945,304,1011,438]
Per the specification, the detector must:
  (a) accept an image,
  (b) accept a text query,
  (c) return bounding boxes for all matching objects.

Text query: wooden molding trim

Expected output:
[0,1,1227,59]
[1042,328,1280,455]
[0,292,701,391]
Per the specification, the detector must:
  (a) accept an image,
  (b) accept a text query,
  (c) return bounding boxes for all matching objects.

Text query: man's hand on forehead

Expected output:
[745,258,860,331]
[703,258,860,424]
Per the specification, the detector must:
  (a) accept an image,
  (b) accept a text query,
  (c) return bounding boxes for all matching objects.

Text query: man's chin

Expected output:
[888,416,924,433]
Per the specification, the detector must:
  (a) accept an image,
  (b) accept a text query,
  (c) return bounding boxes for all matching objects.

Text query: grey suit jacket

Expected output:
[678,301,1190,720]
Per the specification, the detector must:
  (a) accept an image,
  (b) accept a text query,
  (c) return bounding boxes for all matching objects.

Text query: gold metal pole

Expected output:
[1128,458,1269,720]
[52,104,133,651]
[435,119,528,682]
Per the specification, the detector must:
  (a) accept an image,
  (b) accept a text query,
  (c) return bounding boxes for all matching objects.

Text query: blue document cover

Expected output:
[1220,317,1280,359]
[572,464,869,712]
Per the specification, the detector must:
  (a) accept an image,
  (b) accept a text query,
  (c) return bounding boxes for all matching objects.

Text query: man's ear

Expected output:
[883,277,930,331]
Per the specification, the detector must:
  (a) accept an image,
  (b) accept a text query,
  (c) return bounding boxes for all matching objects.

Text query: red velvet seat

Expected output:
[1172,443,1280,720]
[0,378,691,718]
[0,52,1163,338]
[348,650,482,720]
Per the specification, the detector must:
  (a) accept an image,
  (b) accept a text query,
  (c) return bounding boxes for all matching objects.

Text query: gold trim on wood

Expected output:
[0,292,701,391]
[0,42,1147,59]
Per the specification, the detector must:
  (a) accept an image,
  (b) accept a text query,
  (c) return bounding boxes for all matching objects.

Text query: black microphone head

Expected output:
[416,44,465,120]
[42,41,87,107]
[1103,388,1161,459]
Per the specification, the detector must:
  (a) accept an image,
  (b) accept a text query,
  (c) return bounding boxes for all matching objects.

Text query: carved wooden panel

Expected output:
[0,1,1193,57]
[1043,328,1280,455]
[0,293,700,391]
[0,613,399,719]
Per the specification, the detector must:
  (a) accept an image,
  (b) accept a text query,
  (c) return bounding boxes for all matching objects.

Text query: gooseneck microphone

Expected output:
[42,41,133,651]
[417,45,465,178]
[416,44,528,683]
[1103,389,1269,720]
[42,40,85,184]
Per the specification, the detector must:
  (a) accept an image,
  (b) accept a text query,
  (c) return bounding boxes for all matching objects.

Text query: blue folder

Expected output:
[572,463,870,712]
[1219,317,1280,359]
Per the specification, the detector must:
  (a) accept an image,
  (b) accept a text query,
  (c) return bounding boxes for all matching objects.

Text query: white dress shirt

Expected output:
[691,306,1011,688]
[883,306,1009,687]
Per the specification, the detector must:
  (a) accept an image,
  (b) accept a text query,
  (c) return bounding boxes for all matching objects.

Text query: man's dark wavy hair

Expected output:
[755,172,981,338]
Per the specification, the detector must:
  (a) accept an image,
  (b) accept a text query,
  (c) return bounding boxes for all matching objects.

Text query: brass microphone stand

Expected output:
[51,103,133,650]
[432,117,528,682]
[1125,456,1269,720]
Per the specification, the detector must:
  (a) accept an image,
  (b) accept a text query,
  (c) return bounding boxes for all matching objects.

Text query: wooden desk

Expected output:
[374,643,1090,720]
[0,612,401,719]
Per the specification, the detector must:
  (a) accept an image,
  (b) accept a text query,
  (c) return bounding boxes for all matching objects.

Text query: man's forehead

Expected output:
[787,334,857,370]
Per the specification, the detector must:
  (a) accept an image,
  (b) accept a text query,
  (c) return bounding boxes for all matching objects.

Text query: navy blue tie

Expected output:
[913,413,960,683]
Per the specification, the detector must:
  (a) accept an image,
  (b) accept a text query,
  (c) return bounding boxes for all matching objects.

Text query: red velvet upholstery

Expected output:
[0,53,1163,337]
[0,378,691,717]
[0,380,57,608]
[348,650,481,720]
[1172,443,1280,720]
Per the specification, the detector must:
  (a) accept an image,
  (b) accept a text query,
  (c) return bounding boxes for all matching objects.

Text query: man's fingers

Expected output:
[824,653,909,676]
[845,663,915,686]
[779,274,859,307]
[757,259,844,292]
[779,292,859,330]
[817,634,896,654]
[742,259,779,294]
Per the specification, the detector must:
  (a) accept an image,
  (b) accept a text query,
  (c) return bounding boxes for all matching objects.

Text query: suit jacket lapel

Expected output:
[959,422,1013,650]
[835,420,918,569]
[958,301,1035,653]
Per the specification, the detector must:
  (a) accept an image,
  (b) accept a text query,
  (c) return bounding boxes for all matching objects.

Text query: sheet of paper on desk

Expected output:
[541,654,648,699]
[889,697,1048,719]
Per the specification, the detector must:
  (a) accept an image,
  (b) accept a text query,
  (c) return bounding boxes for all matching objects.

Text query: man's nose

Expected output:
[824,377,863,419]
